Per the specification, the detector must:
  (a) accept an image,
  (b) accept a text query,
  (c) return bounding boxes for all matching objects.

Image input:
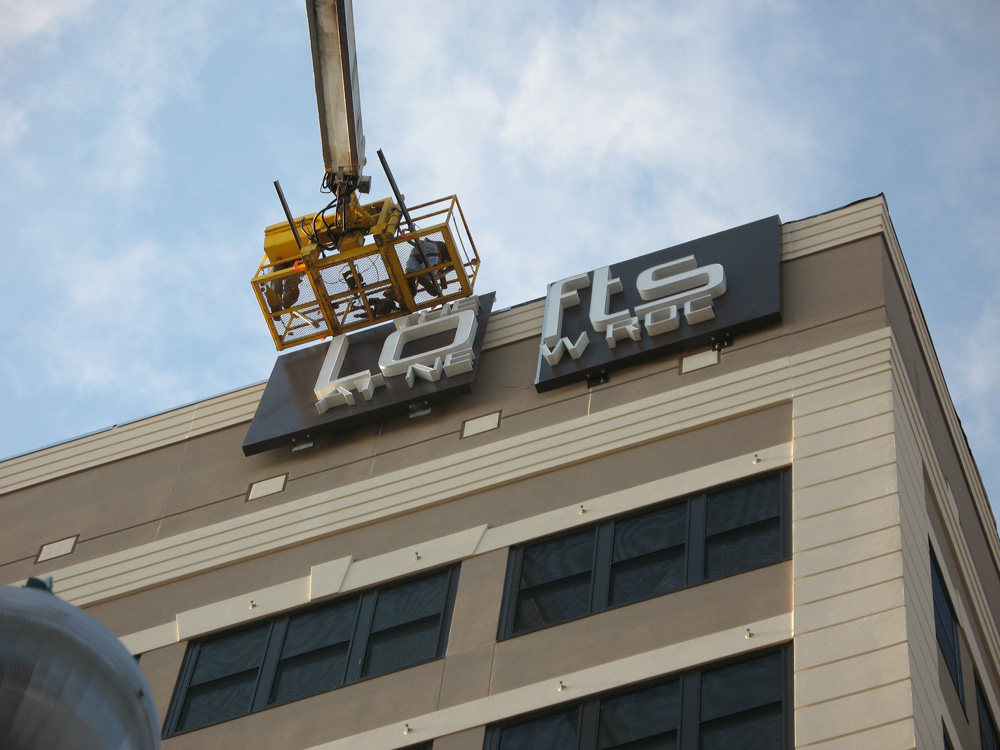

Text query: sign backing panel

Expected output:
[534,217,781,392]
[244,293,495,455]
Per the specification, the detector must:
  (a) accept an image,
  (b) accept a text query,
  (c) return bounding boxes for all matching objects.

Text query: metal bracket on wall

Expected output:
[586,370,610,388]
[711,332,733,352]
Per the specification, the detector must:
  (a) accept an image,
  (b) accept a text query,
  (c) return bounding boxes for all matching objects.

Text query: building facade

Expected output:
[1,195,998,749]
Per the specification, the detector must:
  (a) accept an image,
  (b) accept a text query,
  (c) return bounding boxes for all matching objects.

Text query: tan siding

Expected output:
[790,336,916,747]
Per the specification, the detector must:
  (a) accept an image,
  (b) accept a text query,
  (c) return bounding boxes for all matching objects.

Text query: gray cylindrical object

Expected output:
[0,583,160,750]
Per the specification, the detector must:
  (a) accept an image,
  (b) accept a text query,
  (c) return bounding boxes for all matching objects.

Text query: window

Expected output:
[164,567,459,736]
[500,471,789,637]
[485,647,791,750]
[978,678,999,750]
[931,552,964,704]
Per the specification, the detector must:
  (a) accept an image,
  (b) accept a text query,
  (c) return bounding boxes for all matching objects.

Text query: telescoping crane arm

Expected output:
[306,0,367,194]
[251,0,481,351]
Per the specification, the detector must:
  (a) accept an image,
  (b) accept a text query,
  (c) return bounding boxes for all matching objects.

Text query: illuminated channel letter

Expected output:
[541,273,590,348]
[379,308,478,387]
[313,334,386,414]
[589,266,633,333]
[634,255,726,329]
[539,273,592,366]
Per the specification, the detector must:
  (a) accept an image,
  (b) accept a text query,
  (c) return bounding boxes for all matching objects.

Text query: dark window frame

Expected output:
[484,645,793,750]
[977,676,999,750]
[163,566,459,737]
[931,550,964,706]
[498,469,791,639]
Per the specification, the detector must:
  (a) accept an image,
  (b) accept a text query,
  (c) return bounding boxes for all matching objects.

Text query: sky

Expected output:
[1,1,999,505]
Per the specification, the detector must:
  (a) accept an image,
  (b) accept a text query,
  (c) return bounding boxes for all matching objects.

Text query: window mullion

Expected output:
[346,591,377,683]
[251,618,287,712]
[679,669,701,750]
[499,548,522,639]
[436,567,461,656]
[686,496,706,588]
[592,523,614,614]
[579,697,600,750]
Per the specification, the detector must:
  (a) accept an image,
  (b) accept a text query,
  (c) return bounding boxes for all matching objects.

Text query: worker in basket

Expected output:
[404,237,450,298]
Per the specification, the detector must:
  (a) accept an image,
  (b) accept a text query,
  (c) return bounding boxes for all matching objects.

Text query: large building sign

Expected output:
[535,216,782,392]
[243,293,495,455]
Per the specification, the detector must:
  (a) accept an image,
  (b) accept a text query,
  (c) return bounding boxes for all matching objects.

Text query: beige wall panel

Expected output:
[795,718,913,750]
[796,642,911,707]
[791,464,897,522]
[795,607,908,670]
[489,562,790,695]
[481,300,544,349]
[779,235,885,332]
[794,578,904,635]
[139,641,186,726]
[121,621,178,655]
[445,549,508,655]
[163,660,446,750]
[341,526,487,594]
[437,643,496,710]
[794,551,903,606]
[0,440,188,566]
[791,351,891,398]
[792,391,893,439]
[792,434,896,491]
[781,199,886,260]
[176,576,309,640]
[793,495,901,554]
[431,727,487,750]
[0,383,265,495]
[794,527,901,579]
[791,368,892,420]
[309,555,352,600]
[792,412,894,461]
[794,679,914,747]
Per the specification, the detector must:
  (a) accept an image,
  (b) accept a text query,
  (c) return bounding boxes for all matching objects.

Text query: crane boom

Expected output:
[250,0,482,351]
[306,0,365,186]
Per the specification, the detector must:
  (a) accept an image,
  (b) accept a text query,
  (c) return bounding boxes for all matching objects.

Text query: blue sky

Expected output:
[2,1,999,504]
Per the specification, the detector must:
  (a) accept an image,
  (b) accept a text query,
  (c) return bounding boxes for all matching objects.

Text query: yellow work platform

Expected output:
[252,195,480,350]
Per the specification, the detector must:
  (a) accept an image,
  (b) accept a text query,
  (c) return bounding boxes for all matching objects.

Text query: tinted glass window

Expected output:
[502,471,787,638]
[269,596,360,705]
[166,567,458,737]
[487,649,788,750]
[363,570,452,678]
[514,529,596,633]
[699,651,784,750]
[178,623,270,732]
[931,553,964,704]
[609,504,686,608]
[978,680,999,750]
[704,475,782,580]
[498,706,580,750]
[598,680,679,750]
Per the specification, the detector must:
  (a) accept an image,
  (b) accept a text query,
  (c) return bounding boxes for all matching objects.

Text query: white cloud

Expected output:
[0,0,98,56]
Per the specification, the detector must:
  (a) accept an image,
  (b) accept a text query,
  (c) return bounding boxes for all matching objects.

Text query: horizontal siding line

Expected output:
[793,549,900,584]
[793,717,912,749]
[790,363,892,404]
[792,603,906,638]
[791,397,893,440]
[793,573,903,611]
[791,460,896,494]
[791,417,896,461]
[792,490,897,525]
[793,675,911,713]
[794,641,909,675]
